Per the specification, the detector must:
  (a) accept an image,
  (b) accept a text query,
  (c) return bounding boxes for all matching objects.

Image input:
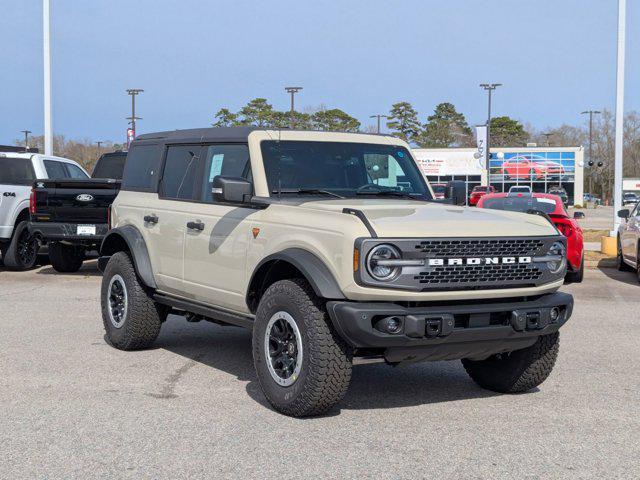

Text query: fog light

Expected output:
[374,316,404,334]
[550,307,560,322]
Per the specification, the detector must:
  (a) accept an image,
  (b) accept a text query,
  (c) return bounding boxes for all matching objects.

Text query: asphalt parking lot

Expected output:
[1,262,639,479]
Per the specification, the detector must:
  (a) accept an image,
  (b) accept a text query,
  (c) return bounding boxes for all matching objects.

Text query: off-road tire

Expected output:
[462,332,560,393]
[2,221,39,271]
[617,238,633,272]
[101,251,165,350]
[565,255,584,283]
[253,278,352,417]
[49,242,85,273]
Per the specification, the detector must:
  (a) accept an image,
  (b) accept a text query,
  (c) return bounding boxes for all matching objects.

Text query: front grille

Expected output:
[414,263,542,286]
[414,239,544,258]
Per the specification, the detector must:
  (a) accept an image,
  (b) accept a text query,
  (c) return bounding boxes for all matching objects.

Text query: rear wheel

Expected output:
[2,221,39,271]
[462,333,560,393]
[101,251,165,350]
[48,242,85,273]
[252,278,352,417]
[617,238,633,272]
[565,255,584,283]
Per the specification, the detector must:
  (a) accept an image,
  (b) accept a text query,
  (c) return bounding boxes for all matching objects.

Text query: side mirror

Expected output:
[617,208,630,219]
[573,211,585,219]
[212,176,252,203]
[445,180,467,206]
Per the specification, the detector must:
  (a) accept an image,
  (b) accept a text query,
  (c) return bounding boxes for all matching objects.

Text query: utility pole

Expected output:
[581,110,601,196]
[285,87,302,129]
[369,114,389,134]
[480,83,502,186]
[43,0,52,155]
[21,130,32,150]
[613,0,626,234]
[96,141,103,160]
[541,132,554,147]
[126,89,144,138]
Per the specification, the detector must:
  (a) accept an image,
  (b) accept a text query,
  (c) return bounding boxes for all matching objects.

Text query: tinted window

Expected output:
[44,160,69,179]
[200,144,250,203]
[0,157,35,185]
[481,196,558,214]
[121,144,162,191]
[65,163,89,179]
[160,145,200,200]
[92,153,127,179]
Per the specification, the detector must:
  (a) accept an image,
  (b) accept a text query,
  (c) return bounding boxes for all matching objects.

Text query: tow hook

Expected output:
[405,314,454,338]
[510,308,559,331]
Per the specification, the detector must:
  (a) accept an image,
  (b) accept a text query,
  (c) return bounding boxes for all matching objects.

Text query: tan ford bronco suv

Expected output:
[98,127,573,417]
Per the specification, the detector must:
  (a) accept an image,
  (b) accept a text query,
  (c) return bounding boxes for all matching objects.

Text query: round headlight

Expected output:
[366,244,402,281]
[547,241,567,274]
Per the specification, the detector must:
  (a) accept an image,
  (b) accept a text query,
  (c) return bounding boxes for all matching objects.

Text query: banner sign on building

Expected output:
[126,128,135,148]
[475,125,487,169]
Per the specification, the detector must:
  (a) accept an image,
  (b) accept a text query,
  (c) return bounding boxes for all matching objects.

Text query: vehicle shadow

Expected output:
[597,266,638,286]
[36,259,102,277]
[158,316,501,417]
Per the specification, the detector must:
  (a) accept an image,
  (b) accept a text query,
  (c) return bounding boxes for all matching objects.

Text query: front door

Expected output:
[183,144,255,312]
[621,203,640,265]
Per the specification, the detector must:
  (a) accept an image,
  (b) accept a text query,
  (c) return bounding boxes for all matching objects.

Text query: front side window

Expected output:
[200,144,250,203]
[160,145,200,200]
[0,157,35,185]
[44,160,68,179]
[259,141,431,200]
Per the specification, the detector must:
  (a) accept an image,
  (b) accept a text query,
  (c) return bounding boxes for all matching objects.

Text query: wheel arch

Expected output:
[246,248,345,313]
[99,225,156,289]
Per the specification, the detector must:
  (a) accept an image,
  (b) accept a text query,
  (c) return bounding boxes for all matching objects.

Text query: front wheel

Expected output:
[49,242,85,273]
[462,333,560,393]
[252,278,352,417]
[565,255,584,283]
[2,221,39,270]
[617,238,633,272]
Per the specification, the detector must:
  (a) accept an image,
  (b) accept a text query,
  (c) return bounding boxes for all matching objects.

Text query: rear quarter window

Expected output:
[121,144,162,192]
[0,157,35,185]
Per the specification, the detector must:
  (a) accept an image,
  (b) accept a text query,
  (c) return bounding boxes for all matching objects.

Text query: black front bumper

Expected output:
[326,292,573,363]
[28,222,108,245]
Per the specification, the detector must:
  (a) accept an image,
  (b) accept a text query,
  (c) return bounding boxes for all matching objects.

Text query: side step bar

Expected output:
[153,294,254,330]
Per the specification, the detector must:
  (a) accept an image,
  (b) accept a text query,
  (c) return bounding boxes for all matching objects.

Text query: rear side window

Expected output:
[160,145,200,200]
[200,144,250,203]
[64,163,89,179]
[44,160,68,179]
[121,144,162,191]
[0,157,35,185]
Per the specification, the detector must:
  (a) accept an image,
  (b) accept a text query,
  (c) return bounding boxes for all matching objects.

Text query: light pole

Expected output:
[126,89,144,138]
[21,130,32,150]
[285,87,302,129]
[369,114,389,134]
[613,0,626,234]
[480,83,502,186]
[43,0,52,155]
[581,110,601,197]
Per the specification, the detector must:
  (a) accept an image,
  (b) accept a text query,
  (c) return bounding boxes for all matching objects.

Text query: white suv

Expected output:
[0,151,89,270]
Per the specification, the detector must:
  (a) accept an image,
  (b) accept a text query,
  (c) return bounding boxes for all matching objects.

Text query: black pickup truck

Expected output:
[28,152,126,272]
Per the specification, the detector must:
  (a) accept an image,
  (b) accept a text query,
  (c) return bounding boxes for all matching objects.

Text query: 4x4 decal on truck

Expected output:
[3,192,16,197]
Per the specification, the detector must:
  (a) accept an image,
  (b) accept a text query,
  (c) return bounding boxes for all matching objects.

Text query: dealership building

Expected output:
[412,147,585,206]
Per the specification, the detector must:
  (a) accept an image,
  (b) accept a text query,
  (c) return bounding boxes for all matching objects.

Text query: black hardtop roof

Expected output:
[134,127,260,144]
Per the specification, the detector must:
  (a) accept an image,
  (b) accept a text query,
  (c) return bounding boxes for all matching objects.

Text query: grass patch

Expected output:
[583,229,609,242]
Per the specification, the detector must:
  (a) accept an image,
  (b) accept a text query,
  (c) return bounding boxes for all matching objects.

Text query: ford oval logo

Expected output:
[76,194,94,202]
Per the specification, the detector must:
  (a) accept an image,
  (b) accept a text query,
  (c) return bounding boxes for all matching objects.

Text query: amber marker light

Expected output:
[353,247,359,272]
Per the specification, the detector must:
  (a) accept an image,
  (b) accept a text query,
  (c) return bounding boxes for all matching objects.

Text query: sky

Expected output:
[0,0,638,145]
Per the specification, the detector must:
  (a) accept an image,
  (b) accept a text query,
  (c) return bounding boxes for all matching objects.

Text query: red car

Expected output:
[431,183,447,200]
[469,185,496,206]
[500,155,565,180]
[477,192,584,282]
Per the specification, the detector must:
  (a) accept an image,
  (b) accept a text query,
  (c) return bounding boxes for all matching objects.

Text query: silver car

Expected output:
[617,203,640,281]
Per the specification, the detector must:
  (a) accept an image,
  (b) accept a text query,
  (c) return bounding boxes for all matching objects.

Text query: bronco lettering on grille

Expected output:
[428,256,532,267]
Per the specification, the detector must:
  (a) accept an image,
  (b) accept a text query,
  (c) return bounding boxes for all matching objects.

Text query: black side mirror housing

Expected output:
[573,211,585,219]
[445,180,467,206]
[212,176,252,203]
[617,208,630,219]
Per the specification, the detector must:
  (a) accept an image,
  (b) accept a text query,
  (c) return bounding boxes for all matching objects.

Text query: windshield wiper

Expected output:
[272,188,345,199]
[355,190,423,200]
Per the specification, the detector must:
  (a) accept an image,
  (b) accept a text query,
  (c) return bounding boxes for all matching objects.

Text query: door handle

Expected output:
[187,220,205,231]
[144,214,159,224]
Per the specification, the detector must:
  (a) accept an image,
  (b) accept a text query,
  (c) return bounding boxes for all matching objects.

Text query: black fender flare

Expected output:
[99,225,156,289]
[247,248,345,309]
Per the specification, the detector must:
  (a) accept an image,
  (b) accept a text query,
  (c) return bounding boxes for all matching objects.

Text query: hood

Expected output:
[297,199,558,238]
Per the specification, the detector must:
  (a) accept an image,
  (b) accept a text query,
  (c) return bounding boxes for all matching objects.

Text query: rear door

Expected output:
[0,156,35,235]
[183,143,254,311]
[146,144,201,295]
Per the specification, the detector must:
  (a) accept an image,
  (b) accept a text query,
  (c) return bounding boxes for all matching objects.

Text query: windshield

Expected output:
[92,153,127,179]
[481,196,559,214]
[0,157,35,185]
[260,141,432,200]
